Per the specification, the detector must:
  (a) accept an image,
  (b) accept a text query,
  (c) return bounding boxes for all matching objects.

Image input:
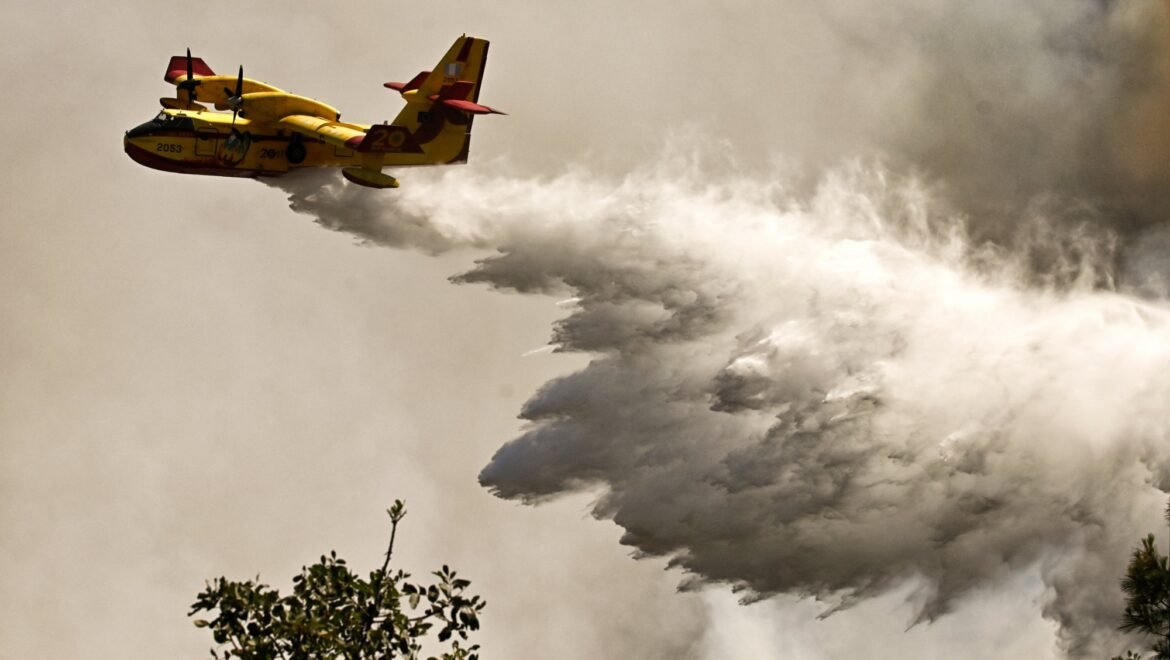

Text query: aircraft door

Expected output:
[195,130,218,157]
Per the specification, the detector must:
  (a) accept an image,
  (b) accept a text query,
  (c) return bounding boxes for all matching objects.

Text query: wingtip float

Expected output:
[125,36,503,189]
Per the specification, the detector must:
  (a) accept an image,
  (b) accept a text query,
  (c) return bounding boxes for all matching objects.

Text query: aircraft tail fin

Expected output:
[383,36,502,164]
[418,35,490,101]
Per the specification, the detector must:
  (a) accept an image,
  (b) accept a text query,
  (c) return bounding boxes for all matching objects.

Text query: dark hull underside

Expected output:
[124,142,285,179]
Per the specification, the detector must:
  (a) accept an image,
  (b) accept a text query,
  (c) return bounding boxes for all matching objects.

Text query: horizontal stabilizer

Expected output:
[165,55,214,83]
[438,98,506,115]
[342,167,399,189]
[384,71,430,93]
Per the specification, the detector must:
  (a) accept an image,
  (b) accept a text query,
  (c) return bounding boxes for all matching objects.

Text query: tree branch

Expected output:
[381,518,399,578]
[369,501,407,629]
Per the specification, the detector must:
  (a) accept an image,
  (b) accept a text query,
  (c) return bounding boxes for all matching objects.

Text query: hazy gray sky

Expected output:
[4,2,1170,659]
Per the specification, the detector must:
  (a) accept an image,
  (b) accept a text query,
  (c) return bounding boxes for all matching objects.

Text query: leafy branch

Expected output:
[189,501,485,660]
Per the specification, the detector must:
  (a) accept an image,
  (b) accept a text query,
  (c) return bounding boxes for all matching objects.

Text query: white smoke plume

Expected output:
[268,150,1170,656]
[255,1,1170,656]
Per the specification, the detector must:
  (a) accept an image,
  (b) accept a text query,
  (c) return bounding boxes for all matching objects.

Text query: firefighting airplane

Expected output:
[123,35,503,189]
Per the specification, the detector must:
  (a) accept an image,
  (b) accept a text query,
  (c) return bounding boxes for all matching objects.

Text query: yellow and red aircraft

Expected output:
[124,35,502,189]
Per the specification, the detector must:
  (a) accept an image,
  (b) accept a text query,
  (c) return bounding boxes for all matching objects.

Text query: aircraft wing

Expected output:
[278,115,424,154]
[162,50,284,109]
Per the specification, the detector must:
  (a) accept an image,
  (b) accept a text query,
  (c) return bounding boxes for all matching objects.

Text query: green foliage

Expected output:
[1116,532,1170,660]
[189,501,485,660]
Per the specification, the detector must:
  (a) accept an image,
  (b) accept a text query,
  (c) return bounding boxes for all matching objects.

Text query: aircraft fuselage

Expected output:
[123,108,467,181]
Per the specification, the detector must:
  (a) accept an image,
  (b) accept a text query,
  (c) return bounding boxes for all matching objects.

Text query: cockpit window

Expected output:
[157,112,196,131]
[127,112,195,137]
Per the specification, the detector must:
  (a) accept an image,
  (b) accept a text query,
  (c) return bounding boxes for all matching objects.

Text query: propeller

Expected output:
[222,65,245,135]
[175,48,200,103]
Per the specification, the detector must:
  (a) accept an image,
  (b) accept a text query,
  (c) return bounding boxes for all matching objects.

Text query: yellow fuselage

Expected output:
[127,36,493,187]
[123,108,466,180]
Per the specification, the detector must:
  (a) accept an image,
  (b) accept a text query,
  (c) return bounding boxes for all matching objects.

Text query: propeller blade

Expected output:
[175,47,202,103]
[237,66,245,127]
[223,65,245,120]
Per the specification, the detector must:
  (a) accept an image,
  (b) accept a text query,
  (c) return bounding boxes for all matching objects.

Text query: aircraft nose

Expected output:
[123,131,141,150]
[123,136,159,169]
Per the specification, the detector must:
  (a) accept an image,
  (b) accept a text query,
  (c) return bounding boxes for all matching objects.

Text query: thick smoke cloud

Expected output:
[801,1,1170,231]
[644,1,1170,273]
[262,1,1170,657]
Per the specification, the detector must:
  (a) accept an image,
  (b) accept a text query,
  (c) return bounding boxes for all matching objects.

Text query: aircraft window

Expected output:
[148,112,194,131]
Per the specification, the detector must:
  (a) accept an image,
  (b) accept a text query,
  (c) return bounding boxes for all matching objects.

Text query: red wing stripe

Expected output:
[164,55,214,82]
